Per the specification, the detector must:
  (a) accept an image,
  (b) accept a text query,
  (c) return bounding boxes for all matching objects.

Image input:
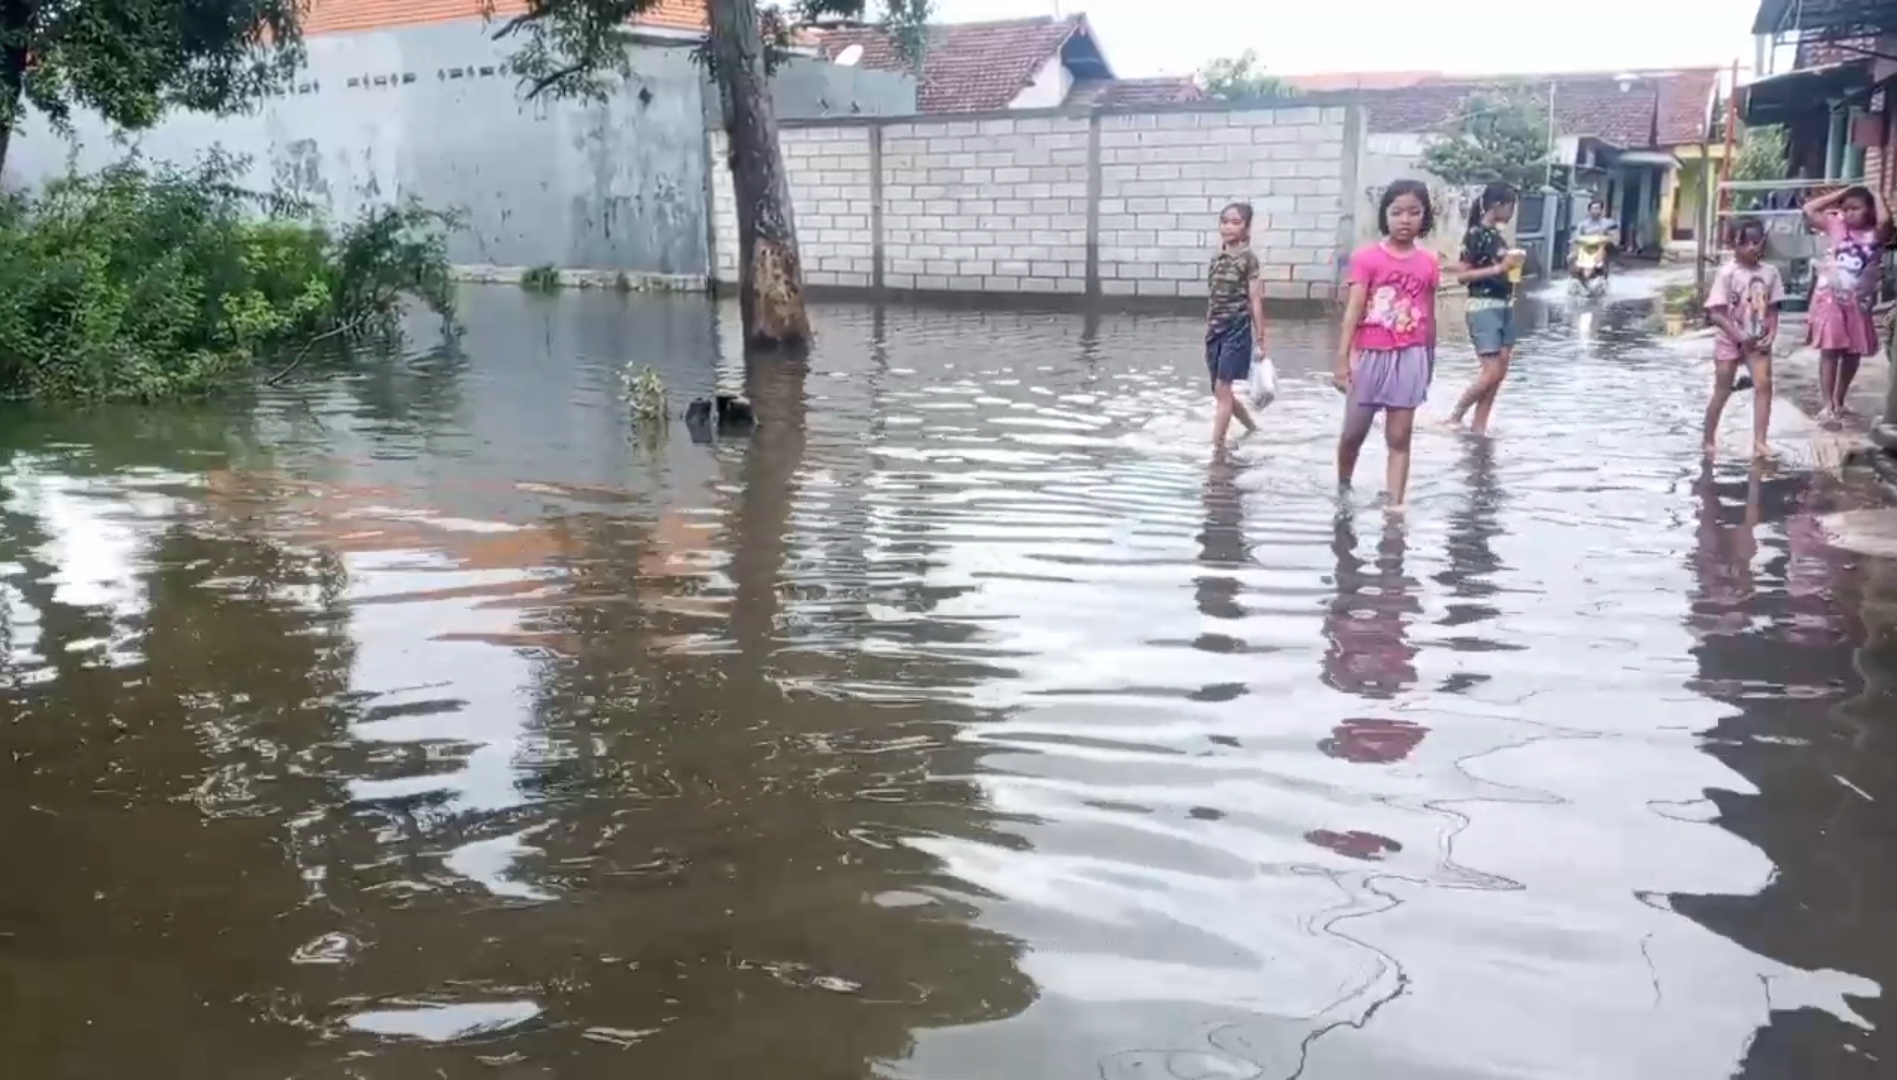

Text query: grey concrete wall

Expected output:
[709,98,1365,302]
[1,22,914,285]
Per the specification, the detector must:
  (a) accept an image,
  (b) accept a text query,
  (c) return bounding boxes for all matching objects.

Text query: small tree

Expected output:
[0,0,304,174]
[1721,124,1789,212]
[493,0,930,351]
[1198,50,1296,102]
[1421,83,1551,190]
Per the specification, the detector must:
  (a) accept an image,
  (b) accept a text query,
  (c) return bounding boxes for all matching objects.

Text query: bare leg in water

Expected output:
[1212,379,1258,448]
[1384,406,1416,509]
[1337,400,1375,491]
[1834,352,1862,415]
[1449,350,1511,434]
[1818,351,1842,420]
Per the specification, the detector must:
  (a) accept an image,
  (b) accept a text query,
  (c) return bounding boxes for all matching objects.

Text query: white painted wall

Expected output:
[1008,56,1073,110]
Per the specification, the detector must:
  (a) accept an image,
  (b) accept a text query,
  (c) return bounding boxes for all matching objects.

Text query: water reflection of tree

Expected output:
[0,512,352,1077]
[1670,467,1897,1073]
[1322,514,1421,699]
[405,353,1035,1076]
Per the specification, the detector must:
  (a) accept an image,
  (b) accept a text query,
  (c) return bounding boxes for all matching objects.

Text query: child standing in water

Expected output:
[1703,218,1784,460]
[1447,182,1525,435]
[1802,184,1891,420]
[1335,179,1440,510]
[1205,201,1267,447]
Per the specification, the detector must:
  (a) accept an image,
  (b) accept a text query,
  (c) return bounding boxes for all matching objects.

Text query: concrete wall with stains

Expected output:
[0,19,914,282]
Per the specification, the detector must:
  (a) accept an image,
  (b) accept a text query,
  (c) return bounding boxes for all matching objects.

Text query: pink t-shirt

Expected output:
[1814,214,1883,312]
[1706,259,1785,361]
[1347,242,1440,352]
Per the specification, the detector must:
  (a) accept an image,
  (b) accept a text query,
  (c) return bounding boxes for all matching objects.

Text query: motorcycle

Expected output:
[1569,235,1610,299]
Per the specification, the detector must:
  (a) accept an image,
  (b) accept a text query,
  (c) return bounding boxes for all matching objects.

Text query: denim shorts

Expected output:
[1206,317,1254,385]
[1466,304,1516,356]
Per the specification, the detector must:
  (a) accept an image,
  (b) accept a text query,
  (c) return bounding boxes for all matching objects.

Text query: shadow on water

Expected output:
[4,282,1897,1077]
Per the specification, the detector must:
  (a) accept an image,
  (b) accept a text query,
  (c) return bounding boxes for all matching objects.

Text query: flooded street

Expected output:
[5,279,1897,1078]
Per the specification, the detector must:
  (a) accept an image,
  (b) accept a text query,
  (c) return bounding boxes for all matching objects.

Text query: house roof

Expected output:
[1087,75,1203,108]
[1754,0,1897,38]
[1353,69,1717,149]
[817,15,1110,113]
[302,0,708,37]
[1654,68,1720,146]
[1284,71,1436,92]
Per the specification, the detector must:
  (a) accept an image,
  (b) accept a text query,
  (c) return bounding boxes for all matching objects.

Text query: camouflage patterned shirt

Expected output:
[1207,246,1261,335]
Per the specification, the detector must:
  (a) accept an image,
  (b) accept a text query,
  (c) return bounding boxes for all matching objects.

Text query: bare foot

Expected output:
[1752,441,1774,460]
[1383,501,1409,518]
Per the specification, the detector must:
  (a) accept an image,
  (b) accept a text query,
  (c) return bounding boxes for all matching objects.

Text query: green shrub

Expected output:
[521,264,562,291]
[0,153,459,403]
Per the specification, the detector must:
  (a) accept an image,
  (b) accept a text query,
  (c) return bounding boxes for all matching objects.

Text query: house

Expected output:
[304,0,708,39]
[1326,69,1722,253]
[1744,0,1897,194]
[814,15,1133,113]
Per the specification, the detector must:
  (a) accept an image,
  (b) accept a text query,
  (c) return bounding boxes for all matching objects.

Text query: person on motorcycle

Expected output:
[1570,200,1617,279]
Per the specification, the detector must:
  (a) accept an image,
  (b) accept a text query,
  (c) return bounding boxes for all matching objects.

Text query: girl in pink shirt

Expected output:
[1334,179,1440,511]
[1802,184,1891,420]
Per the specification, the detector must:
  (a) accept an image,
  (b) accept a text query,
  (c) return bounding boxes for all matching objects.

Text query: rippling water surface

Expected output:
[4,283,1897,1078]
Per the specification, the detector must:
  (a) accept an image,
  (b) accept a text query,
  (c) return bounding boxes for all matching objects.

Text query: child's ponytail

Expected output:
[1467,181,1519,230]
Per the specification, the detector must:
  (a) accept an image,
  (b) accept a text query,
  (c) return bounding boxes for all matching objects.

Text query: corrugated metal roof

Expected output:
[302,0,707,37]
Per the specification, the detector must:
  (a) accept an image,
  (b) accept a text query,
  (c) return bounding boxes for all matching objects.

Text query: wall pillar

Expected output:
[867,122,886,290]
[1083,111,1102,298]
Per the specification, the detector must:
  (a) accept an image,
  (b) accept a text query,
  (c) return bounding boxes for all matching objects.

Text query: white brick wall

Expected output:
[708,103,1357,300]
[1097,106,1350,300]
[879,114,1090,293]
[710,126,876,289]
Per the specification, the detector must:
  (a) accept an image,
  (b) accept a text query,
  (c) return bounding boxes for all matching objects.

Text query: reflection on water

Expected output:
[3,286,1897,1077]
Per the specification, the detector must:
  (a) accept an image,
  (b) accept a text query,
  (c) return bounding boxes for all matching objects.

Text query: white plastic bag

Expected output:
[1246,356,1278,409]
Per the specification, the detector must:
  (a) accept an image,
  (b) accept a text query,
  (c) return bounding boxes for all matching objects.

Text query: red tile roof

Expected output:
[1365,73,1661,147]
[818,15,1102,113]
[1654,68,1720,146]
[302,0,707,37]
[1285,71,1437,92]
[1092,76,1204,107]
[1310,67,1716,149]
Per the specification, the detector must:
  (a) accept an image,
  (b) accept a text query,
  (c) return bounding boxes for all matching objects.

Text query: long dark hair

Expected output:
[1378,179,1436,236]
[1467,181,1519,229]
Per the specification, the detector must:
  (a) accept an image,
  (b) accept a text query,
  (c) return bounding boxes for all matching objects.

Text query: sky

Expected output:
[929,0,1762,79]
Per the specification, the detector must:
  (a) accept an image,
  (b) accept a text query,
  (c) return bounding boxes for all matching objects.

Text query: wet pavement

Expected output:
[3,279,1897,1078]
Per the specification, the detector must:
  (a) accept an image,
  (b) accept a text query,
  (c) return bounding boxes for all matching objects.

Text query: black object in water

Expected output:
[684,394,757,441]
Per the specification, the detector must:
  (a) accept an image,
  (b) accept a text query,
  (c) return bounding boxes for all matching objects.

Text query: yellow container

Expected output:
[1506,249,1526,285]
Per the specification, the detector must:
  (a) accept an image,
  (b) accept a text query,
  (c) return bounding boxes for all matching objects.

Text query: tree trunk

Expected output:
[0,0,33,177]
[706,0,810,351]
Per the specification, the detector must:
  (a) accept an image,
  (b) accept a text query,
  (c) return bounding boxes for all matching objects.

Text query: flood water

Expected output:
[4,280,1897,1078]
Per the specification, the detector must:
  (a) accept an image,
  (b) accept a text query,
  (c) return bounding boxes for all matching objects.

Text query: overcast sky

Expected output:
[929,0,1761,78]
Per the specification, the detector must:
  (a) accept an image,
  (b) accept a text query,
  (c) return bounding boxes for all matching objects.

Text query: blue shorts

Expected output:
[1466,304,1516,356]
[1206,318,1253,385]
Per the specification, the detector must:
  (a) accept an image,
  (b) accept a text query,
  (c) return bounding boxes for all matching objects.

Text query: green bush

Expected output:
[0,153,458,403]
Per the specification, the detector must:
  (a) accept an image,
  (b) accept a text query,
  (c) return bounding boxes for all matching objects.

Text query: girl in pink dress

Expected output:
[1334,179,1441,511]
[1802,185,1891,421]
